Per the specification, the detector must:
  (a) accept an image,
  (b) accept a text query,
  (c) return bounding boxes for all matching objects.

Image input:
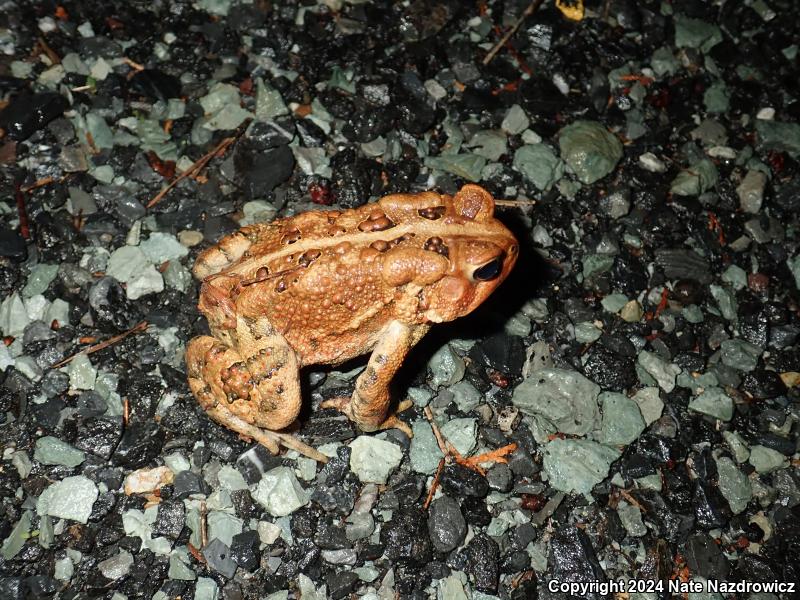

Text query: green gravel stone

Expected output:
[688,387,734,421]
[513,144,564,190]
[715,456,751,514]
[22,264,59,298]
[674,15,722,52]
[513,368,600,435]
[583,254,615,279]
[34,436,86,468]
[424,153,486,182]
[709,285,738,321]
[542,439,620,495]
[574,321,602,344]
[558,121,623,184]
[703,81,730,113]
[670,159,718,196]
[756,120,800,158]
[748,445,788,473]
[637,351,681,393]
[598,392,646,446]
[721,265,747,290]
[409,420,444,474]
[719,339,761,372]
[722,430,750,463]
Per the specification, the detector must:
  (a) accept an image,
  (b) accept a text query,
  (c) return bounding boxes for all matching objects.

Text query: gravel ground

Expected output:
[1,1,799,599]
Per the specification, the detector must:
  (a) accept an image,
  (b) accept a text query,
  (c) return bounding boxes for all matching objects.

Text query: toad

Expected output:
[186,184,517,455]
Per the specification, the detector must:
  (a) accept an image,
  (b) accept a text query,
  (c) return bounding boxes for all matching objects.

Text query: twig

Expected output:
[200,501,208,549]
[424,405,517,480]
[15,183,30,240]
[423,406,448,454]
[38,36,61,64]
[21,176,62,193]
[146,127,246,209]
[495,199,537,207]
[619,489,646,512]
[423,458,446,510]
[483,0,545,66]
[457,442,517,476]
[122,57,145,71]
[51,321,149,368]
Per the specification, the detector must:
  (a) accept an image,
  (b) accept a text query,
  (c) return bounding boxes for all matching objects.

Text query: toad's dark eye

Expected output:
[472,256,503,282]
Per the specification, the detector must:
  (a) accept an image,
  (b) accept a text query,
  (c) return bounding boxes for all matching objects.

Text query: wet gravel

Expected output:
[2,0,800,598]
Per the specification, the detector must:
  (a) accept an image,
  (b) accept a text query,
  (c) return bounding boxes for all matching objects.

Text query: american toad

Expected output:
[186,184,517,454]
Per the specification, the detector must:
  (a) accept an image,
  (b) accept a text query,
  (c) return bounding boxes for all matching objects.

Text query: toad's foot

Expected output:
[320,397,414,438]
[206,403,328,463]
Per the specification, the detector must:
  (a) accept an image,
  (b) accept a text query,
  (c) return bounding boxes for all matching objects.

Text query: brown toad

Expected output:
[186,184,517,452]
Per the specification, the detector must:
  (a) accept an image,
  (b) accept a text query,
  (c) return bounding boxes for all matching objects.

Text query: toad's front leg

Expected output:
[186,315,302,453]
[322,320,428,436]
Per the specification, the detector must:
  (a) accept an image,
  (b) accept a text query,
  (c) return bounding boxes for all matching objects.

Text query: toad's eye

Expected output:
[472,256,504,282]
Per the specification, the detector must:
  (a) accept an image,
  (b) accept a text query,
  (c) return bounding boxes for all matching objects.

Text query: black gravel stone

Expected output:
[733,554,777,582]
[74,390,106,418]
[507,447,538,478]
[230,530,260,571]
[549,527,607,600]
[501,550,530,573]
[508,524,538,554]
[153,500,185,539]
[310,447,357,515]
[202,537,237,579]
[0,92,69,140]
[741,370,787,399]
[129,69,182,100]
[313,518,349,550]
[291,506,319,539]
[581,344,637,392]
[23,575,57,600]
[111,422,164,468]
[654,249,712,284]
[635,490,694,543]
[230,489,257,520]
[330,148,382,208]
[173,470,209,498]
[0,578,23,600]
[380,508,432,566]
[519,75,565,118]
[486,463,513,492]
[693,481,732,530]
[755,432,796,456]
[89,277,140,332]
[29,397,64,432]
[462,534,500,593]
[440,463,489,498]
[468,332,526,377]
[343,105,396,143]
[236,445,283,486]
[0,226,27,260]
[461,495,492,528]
[685,533,730,580]
[326,570,359,600]
[619,453,656,479]
[770,322,800,347]
[237,145,295,199]
[427,495,467,553]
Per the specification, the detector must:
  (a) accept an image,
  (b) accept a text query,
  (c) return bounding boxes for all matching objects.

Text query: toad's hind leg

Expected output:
[186,316,302,452]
